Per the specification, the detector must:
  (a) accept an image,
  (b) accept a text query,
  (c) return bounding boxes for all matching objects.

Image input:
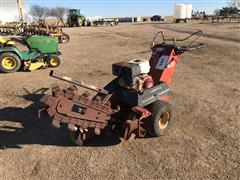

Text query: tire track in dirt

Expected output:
[153,26,240,43]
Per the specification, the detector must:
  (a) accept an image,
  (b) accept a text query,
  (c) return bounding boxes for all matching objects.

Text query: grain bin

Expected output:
[186,4,193,19]
[174,4,186,20]
[173,3,192,23]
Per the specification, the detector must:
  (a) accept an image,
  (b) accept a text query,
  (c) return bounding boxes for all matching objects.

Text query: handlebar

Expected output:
[150,30,204,49]
[174,43,207,54]
[183,43,206,51]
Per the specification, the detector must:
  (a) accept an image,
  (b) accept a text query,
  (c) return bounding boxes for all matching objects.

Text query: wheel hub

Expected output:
[159,111,170,129]
[50,58,58,66]
[2,57,16,70]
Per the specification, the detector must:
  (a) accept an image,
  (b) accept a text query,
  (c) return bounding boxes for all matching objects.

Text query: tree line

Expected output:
[214,0,239,16]
[30,5,69,24]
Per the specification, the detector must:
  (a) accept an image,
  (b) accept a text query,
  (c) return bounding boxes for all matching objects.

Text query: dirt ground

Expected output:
[0,22,240,179]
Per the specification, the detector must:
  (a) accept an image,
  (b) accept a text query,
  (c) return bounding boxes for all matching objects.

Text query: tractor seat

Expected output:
[0,36,16,46]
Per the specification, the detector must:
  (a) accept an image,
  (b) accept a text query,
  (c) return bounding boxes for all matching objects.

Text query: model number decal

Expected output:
[155,55,169,70]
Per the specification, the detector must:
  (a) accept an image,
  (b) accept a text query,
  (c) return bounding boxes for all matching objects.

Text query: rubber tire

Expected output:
[0,52,21,73]
[69,129,84,146]
[60,33,70,43]
[146,100,173,137]
[46,55,61,68]
[175,19,180,23]
[76,17,83,27]
[67,18,72,27]
[83,21,88,27]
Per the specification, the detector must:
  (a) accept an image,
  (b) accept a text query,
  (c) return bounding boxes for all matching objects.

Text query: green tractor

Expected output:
[67,9,88,27]
[0,36,61,73]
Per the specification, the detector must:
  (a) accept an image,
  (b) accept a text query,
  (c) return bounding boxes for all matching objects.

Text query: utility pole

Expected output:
[17,0,24,24]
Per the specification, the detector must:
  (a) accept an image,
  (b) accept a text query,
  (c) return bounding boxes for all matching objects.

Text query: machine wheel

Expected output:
[175,19,180,23]
[46,55,61,68]
[59,33,70,43]
[76,17,83,26]
[67,18,72,27]
[69,128,95,146]
[146,100,173,137]
[69,128,84,146]
[0,52,21,73]
[83,21,88,26]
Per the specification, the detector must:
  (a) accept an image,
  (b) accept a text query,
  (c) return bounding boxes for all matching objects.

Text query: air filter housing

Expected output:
[112,59,150,86]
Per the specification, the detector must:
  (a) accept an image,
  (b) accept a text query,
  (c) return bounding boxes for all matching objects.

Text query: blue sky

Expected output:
[27,0,228,17]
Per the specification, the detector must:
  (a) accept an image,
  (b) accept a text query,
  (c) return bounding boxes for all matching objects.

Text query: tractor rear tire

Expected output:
[146,100,173,137]
[77,17,83,27]
[83,21,88,26]
[67,18,73,27]
[46,55,61,68]
[0,52,21,73]
[69,129,84,146]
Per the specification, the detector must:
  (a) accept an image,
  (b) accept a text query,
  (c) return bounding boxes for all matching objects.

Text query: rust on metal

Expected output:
[123,107,151,141]
[39,70,154,143]
[50,70,108,95]
[40,85,114,130]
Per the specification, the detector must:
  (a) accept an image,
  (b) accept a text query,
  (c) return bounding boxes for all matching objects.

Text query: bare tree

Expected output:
[214,6,238,17]
[228,0,240,8]
[65,8,71,16]
[30,5,50,21]
[50,7,69,25]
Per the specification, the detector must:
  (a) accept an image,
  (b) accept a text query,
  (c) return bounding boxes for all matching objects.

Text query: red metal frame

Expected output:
[148,44,181,101]
[39,31,205,144]
[149,45,180,85]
